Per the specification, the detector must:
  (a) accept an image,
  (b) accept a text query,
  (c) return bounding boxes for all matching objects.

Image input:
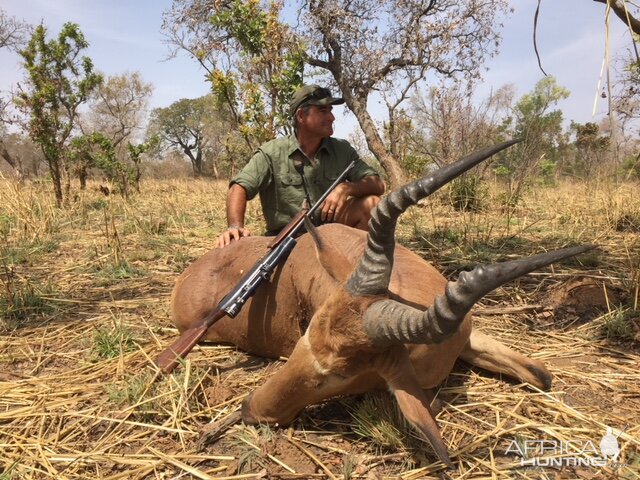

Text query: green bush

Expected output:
[95,261,145,281]
[0,280,57,325]
[620,155,640,180]
[91,323,137,360]
[493,165,511,177]
[539,159,557,186]
[450,174,484,212]
[401,154,431,179]
[601,307,637,343]
[0,213,15,237]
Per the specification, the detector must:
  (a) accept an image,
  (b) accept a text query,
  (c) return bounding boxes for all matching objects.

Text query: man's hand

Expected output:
[216,226,252,248]
[321,182,350,222]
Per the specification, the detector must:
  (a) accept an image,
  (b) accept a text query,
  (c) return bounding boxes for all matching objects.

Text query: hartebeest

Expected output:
[170,141,592,466]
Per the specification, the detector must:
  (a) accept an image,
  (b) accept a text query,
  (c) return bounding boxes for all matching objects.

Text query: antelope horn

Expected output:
[346,139,521,296]
[363,244,596,346]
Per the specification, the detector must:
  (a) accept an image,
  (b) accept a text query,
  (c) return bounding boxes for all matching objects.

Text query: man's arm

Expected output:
[215,183,252,248]
[215,146,272,248]
[338,175,384,198]
[321,175,385,222]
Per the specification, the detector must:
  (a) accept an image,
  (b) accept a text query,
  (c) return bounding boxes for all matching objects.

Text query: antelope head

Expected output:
[241,140,593,467]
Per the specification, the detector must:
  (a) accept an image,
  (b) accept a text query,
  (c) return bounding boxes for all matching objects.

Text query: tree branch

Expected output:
[306,56,330,69]
[593,0,640,36]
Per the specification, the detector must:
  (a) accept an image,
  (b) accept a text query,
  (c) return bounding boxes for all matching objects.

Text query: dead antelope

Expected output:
[170,140,592,466]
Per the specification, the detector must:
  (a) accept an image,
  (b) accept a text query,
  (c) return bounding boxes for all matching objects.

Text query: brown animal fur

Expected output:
[171,224,551,425]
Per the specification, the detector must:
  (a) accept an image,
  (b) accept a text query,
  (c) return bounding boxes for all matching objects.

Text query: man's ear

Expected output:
[303,216,353,283]
[295,107,306,125]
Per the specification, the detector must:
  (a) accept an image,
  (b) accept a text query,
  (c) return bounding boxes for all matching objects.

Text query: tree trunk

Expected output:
[63,161,71,204]
[48,156,64,208]
[184,147,200,177]
[195,149,203,176]
[134,163,141,193]
[0,140,24,179]
[212,159,219,179]
[340,90,406,188]
[121,174,129,199]
[79,166,87,190]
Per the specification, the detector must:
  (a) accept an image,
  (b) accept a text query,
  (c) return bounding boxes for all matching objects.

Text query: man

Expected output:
[215,84,385,248]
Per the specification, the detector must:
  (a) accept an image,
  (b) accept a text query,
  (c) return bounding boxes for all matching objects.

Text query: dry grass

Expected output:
[0,175,639,479]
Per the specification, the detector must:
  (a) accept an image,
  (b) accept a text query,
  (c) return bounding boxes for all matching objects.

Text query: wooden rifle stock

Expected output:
[156,309,226,373]
[268,208,308,248]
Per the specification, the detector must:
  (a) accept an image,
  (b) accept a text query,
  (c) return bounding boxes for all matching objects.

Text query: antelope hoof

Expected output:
[241,392,259,425]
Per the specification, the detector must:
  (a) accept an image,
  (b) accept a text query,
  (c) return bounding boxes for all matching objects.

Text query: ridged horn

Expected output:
[363,244,596,346]
[346,139,521,296]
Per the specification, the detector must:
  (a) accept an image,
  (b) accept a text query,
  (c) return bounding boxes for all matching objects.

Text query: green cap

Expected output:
[289,84,344,116]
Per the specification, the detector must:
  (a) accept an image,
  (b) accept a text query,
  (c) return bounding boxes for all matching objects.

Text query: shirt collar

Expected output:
[288,134,331,158]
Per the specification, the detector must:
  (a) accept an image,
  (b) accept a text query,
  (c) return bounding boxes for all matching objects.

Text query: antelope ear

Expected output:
[303,216,353,282]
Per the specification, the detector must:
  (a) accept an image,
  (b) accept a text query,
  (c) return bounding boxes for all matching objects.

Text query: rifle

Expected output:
[155,160,356,373]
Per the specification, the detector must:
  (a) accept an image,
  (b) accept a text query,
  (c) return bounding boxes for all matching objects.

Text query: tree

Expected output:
[586,3,640,169]
[70,133,159,195]
[162,0,303,151]
[86,72,153,152]
[163,0,509,187]
[512,77,569,154]
[147,96,217,177]
[409,82,515,168]
[403,82,515,210]
[1,10,32,177]
[69,133,125,192]
[496,77,569,204]
[69,133,102,190]
[128,137,160,191]
[0,132,44,178]
[15,23,102,206]
[0,9,31,51]
[569,121,610,178]
[0,115,24,178]
[75,72,155,191]
[303,0,508,187]
[611,44,640,151]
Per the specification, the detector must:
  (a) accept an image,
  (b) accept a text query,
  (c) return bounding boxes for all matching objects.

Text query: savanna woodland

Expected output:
[1,1,639,479]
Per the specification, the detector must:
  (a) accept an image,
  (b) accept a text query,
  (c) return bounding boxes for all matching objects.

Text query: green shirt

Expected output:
[231,135,378,234]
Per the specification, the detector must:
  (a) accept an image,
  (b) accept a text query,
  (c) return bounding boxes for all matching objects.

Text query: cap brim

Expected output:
[306,96,345,107]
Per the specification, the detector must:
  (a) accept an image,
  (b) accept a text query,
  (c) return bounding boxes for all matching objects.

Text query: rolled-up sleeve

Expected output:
[230,150,272,200]
[346,146,379,182]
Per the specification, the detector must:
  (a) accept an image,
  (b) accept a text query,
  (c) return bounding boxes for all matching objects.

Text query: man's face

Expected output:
[298,105,335,138]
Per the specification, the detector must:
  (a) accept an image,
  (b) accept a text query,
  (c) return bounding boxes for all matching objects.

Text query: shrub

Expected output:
[450,174,483,211]
[602,307,638,343]
[91,323,137,360]
[0,279,57,326]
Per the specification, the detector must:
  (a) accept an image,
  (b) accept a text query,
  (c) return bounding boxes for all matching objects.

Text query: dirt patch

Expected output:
[206,429,320,476]
[205,384,238,405]
[547,353,640,415]
[543,276,622,323]
[547,354,601,368]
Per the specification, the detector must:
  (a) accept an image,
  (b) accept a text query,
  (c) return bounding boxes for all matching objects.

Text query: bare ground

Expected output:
[1,178,639,479]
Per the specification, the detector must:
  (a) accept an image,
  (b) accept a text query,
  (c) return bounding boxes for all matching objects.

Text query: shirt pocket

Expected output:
[323,166,341,184]
[279,172,303,186]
